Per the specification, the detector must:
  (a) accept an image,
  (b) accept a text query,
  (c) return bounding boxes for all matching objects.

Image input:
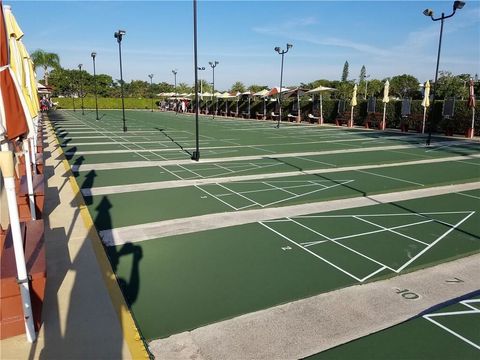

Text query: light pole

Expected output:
[192,0,200,161]
[172,69,178,113]
[423,1,465,145]
[209,61,219,119]
[274,43,292,128]
[78,64,84,115]
[198,67,205,94]
[364,74,370,100]
[148,74,154,112]
[114,29,127,132]
[91,52,99,120]
[71,82,76,112]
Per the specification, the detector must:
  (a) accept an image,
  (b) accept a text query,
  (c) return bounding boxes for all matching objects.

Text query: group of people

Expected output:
[158,99,190,113]
[39,96,55,112]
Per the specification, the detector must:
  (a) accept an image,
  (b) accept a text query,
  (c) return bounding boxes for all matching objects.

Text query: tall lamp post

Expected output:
[148,74,154,112]
[91,52,99,120]
[114,29,127,132]
[78,64,84,115]
[172,69,178,113]
[274,43,292,128]
[423,1,465,145]
[198,66,205,93]
[209,61,219,119]
[192,0,200,161]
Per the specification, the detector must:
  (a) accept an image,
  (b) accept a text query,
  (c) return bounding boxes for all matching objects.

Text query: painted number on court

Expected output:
[282,246,292,251]
[395,288,420,300]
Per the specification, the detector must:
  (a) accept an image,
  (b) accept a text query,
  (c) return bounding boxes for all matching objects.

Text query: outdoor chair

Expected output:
[256,112,266,120]
[287,102,300,122]
[308,103,320,123]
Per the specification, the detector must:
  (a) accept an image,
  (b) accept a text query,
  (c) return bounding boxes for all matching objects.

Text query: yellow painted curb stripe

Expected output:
[46,119,150,359]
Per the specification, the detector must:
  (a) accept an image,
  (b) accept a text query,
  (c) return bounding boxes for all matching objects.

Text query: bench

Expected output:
[256,112,266,120]
[364,112,385,130]
[335,113,351,127]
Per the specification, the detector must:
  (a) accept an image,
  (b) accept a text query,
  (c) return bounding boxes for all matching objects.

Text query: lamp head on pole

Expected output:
[114,30,126,43]
[286,43,293,50]
[453,1,465,10]
[148,74,154,80]
[78,64,82,70]
[91,52,96,59]
[423,8,434,17]
[209,61,218,68]
[198,66,205,70]
[172,69,177,75]
[274,46,280,53]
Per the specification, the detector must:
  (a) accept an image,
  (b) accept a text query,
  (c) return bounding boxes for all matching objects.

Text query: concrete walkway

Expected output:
[0,119,147,359]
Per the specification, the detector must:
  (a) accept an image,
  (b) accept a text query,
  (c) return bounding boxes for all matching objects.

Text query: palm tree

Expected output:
[30,49,60,86]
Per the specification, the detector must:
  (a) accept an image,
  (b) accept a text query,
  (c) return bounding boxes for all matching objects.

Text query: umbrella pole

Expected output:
[320,93,323,125]
[23,139,36,220]
[382,103,387,130]
[0,151,37,342]
[471,107,475,138]
[422,107,427,134]
[350,106,354,127]
[29,137,36,175]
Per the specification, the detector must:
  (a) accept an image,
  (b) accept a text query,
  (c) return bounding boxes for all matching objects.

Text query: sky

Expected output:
[6,0,480,90]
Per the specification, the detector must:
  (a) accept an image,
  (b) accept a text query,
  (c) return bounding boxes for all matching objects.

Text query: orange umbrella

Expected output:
[0,3,28,142]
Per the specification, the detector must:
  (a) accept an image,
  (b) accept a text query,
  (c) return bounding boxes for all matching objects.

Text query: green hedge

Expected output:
[53,97,155,110]
[53,96,478,135]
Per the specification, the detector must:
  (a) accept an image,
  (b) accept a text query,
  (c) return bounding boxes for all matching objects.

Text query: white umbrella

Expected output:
[467,78,476,138]
[306,85,336,124]
[381,80,390,130]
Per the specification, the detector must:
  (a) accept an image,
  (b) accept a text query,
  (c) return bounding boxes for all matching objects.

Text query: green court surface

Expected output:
[107,190,479,340]
[50,110,480,348]
[308,295,480,360]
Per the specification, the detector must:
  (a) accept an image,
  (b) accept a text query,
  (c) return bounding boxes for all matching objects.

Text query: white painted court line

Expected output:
[396,212,475,272]
[98,182,480,247]
[258,222,363,282]
[78,153,480,195]
[356,169,424,187]
[424,310,480,350]
[353,216,429,246]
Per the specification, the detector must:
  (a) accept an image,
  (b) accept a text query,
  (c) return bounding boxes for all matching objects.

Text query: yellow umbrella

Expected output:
[422,80,430,108]
[350,84,357,126]
[421,81,430,133]
[381,80,390,130]
[351,84,358,107]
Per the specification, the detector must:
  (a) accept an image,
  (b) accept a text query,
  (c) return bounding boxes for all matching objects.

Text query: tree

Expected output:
[230,81,246,93]
[358,65,367,98]
[247,84,268,93]
[176,82,193,94]
[30,49,61,86]
[367,79,384,98]
[435,71,469,99]
[300,79,333,90]
[389,74,421,98]
[197,80,212,93]
[341,61,349,82]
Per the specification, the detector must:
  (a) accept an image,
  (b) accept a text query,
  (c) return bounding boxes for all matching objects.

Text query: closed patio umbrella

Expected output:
[421,81,430,134]
[467,79,475,138]
[350,84,357,127]
[0,2,36,343]
[381,80,390,130]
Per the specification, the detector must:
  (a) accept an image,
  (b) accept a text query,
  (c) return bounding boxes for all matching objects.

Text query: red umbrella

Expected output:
[0,2,28,142]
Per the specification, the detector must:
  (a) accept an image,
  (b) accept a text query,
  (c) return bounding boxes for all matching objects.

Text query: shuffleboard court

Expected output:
[308,295,480,360]
[49,110,480,353]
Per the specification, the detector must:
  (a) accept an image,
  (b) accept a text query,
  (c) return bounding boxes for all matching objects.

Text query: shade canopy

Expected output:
[306,85,336,94]
[266,87,290,97]
[253,89,269,97]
